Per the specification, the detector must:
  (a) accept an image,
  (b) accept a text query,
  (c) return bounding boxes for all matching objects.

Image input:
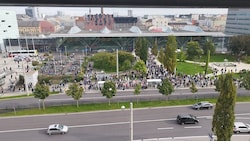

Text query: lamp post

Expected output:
[130,102,133,141]
[121,102,133,141]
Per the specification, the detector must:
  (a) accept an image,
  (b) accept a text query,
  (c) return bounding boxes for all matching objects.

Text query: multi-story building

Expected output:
[113,17,137,31]
[40,21,55,34]
[151,16,169,27]
[0,10,19,54]
[85,14,114,31]
[25,7,40,20]
[225,8,250,35]
[18,20,56,35]
[18,20,40,35]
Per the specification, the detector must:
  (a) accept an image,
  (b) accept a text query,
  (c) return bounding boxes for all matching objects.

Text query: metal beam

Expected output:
[1,0,250,8]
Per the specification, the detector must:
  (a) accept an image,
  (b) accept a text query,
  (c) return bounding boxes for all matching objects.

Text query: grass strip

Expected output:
[1,96,250,117]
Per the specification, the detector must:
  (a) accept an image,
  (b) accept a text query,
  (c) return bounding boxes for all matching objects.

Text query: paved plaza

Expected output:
[1,53,250,97]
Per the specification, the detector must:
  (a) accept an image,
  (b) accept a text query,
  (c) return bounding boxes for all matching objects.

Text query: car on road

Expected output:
[47,124,69,135]
[233,122,250,133]
[192,101,213,110]
[176,114,199,125]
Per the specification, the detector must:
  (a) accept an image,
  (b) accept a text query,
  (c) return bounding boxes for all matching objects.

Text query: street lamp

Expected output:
[121,102,133,141]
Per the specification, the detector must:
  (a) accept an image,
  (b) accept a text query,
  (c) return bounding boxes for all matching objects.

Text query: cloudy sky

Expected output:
[0,6,228,16]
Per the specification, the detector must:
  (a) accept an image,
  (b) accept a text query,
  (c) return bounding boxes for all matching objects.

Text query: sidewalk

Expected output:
[135,135,250,141]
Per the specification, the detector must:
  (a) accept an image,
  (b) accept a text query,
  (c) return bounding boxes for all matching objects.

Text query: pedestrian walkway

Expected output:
[134,135,250,141]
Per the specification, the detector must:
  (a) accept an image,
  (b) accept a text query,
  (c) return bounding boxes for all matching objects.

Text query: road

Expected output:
[0,88,249,110]
[0,103,250,141]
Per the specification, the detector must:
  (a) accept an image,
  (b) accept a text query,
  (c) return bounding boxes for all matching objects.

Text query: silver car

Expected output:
[234,122,250,133]
[192,101,213,110]
[47,124,69,135]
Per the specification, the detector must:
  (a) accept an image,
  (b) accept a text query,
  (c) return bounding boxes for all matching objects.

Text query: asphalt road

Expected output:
[0,103,250,141]
[0,88,249,110]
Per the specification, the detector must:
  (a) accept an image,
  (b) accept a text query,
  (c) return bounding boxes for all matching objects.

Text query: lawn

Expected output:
[1,96,250,117]
[176,61,212,75]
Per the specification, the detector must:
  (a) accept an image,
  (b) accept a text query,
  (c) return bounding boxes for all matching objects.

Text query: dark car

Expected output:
[176,114,199,125]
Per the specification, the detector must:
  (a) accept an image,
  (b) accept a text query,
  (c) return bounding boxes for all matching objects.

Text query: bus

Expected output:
[7,50,38,57]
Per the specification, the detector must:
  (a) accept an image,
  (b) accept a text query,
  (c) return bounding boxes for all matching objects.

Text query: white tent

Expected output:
[67,25,81,34]
[100,26,111,34]
[129,26,142,34]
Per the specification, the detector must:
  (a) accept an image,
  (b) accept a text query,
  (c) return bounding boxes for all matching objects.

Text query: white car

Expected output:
[47,124,68,135]
[192,101,213,110]
[234,122,250,133]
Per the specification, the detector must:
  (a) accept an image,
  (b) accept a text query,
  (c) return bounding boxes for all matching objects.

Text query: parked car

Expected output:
[176,114,199,125]
[192,101,213,110]
[233,122,250,133]
[47,124,69,135]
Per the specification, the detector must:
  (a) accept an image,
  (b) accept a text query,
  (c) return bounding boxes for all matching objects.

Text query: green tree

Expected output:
[135,37,148,63]
[101,81,116,105]
[229,36,250,58]
[91,51,134,72]
[214,79,221,92]
[118,51,135,71]
[66,83,84,108]
[186,41,202,60]
[212,73,236,141]
[158,47,165,63]
[242,71,250,90]
[190,81,198,93]
[151,40,158,56]
[163,36,177,73]
[33,83,50,110]
[203,39,215,55]
[134,83,141,103]
[176,49,186,62]
[157,78,174,99]
[133,59,147,78]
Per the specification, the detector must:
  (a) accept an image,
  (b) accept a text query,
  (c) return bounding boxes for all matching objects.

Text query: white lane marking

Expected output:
[0,118,172,134]
[0,127,46,133]
[173,135,208,139]
[157,127,174,130]
[184,126,202,129]
[236,117,250,119]
[143,138,158,141]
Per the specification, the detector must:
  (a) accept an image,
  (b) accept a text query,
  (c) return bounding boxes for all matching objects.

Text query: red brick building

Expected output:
[84,13,114,31]
[40,20,55,34]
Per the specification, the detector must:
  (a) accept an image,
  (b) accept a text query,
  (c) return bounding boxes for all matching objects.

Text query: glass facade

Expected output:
[225,8,250,35]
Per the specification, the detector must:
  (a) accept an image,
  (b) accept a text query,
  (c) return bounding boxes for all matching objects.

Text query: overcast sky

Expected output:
[0,6,228,16]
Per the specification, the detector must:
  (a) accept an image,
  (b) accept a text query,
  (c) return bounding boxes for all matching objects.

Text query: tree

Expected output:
[186,41,202,60]
[212,73,236,141]
[66,83,84,108]
[190,81,198,93]
[163,36,177,73]
[229,36,250,58]
[176,49,186,62]
[157,78,174,99]
[101,81,116,105]
[242,71,250,90]
[33,83,50,110]
[135,37,148,63]
[203,39,215,55]
[158,47,165,63]
[133,59,147,78]
[214,78,221,92]
[151,40,158,56]
[134,83,141,103]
